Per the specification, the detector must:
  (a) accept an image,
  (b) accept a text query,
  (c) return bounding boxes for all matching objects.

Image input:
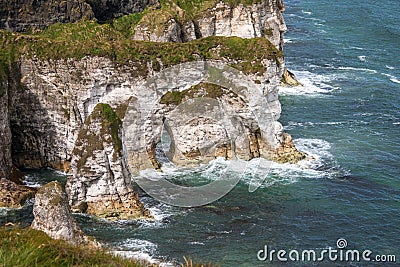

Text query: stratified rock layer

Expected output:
[66,103,152,219]
[31,181,98,246]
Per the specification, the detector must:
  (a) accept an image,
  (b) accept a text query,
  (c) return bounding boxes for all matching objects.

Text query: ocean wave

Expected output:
[287,13,326,23]
[23,174,42,188]
[301,10,312,15]
[283,38,294,44]
[381,73,400,84]
[283,121,348,130]
[337,66,378,73]
[111,250,174,267]
[279,70,337,96]
[238,138,345,191]
[112,239,174,266]
[189,241,206,245]
[386,65,395,70]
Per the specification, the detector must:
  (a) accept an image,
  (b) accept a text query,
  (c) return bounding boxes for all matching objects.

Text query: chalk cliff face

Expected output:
[66,103,152,219]
[0,0,305,215]
[133,0,286,49]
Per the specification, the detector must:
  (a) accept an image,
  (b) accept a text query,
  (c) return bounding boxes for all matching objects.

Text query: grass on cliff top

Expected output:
[0,227,146,267]
[0,226,218,267]
[160,0,263,18]
[0,20,281,76]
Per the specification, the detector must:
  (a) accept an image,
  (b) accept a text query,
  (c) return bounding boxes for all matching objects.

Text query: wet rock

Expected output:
[280,68,303,87]
[0,178,36,208]
[273,133,306,163]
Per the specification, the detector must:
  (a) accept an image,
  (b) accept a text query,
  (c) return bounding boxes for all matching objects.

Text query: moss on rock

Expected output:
[0,17,282,76]
[160,82,234,105]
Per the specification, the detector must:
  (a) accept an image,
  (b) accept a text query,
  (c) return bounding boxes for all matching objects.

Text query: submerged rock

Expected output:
[31,181,98,247]
[273,133,306,163]
[0,178,36,208]
[280,68,303,87]
[66,103,152,220]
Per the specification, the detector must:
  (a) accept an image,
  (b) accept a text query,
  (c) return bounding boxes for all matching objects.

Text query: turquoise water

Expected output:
[1,0,400,266]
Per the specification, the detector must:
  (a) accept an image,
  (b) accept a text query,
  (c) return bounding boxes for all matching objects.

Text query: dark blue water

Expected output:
[1,0,399,266]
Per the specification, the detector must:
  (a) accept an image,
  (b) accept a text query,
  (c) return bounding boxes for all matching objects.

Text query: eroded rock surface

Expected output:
[0,178,36,208]
[133,0,287,49]
[31,181,98,246]
[66,103,152,219]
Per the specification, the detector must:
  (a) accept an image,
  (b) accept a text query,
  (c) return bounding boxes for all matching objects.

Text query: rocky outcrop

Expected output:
[273,132,306,163]
[66,103,152,219]
[0,178,36,208]
[0,0,94,32]
[280,68,303,87]
[133,0,287,50]
[31,181,98,246]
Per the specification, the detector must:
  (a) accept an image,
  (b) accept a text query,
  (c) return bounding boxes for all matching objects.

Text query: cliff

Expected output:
[0,0,304,214]
[132,0,286,50]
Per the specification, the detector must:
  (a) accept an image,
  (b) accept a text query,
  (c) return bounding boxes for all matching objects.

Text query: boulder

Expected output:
[31,181,98,247]
[0,178,36,208]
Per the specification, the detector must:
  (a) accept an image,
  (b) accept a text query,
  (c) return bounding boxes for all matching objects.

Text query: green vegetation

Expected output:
[159,0,263,19]
[0,227,147,267]
[96,103,123,153]
[0,226,219,266]
[160,82,233,105]
[73,103,123,172]
[0,10,281,79]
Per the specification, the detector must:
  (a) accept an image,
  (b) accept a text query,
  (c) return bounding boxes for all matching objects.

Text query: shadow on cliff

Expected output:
[8,62,65,171]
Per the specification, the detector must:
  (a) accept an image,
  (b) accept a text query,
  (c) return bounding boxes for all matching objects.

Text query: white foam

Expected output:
[189,241,206,245]
[381,73,400,84]
[283,38,293,44]
[386,65,395,70]
[393,122,400,125]
[111,250,173,267]
[238,138,340,190]
[301,10,312,15]
[112,239,174,266]
[349,46,365,50]
[337,66,377,74]
[358,56,367,62]
[279,70,335,96]
[117,238,157,252]
[23,174,42,188]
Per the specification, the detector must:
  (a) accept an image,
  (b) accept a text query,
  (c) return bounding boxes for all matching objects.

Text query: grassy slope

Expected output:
[0,227,147,267]
[0,226,218,266]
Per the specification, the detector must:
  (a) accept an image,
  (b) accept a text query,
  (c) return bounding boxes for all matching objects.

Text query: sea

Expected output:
[1,0,399,266]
